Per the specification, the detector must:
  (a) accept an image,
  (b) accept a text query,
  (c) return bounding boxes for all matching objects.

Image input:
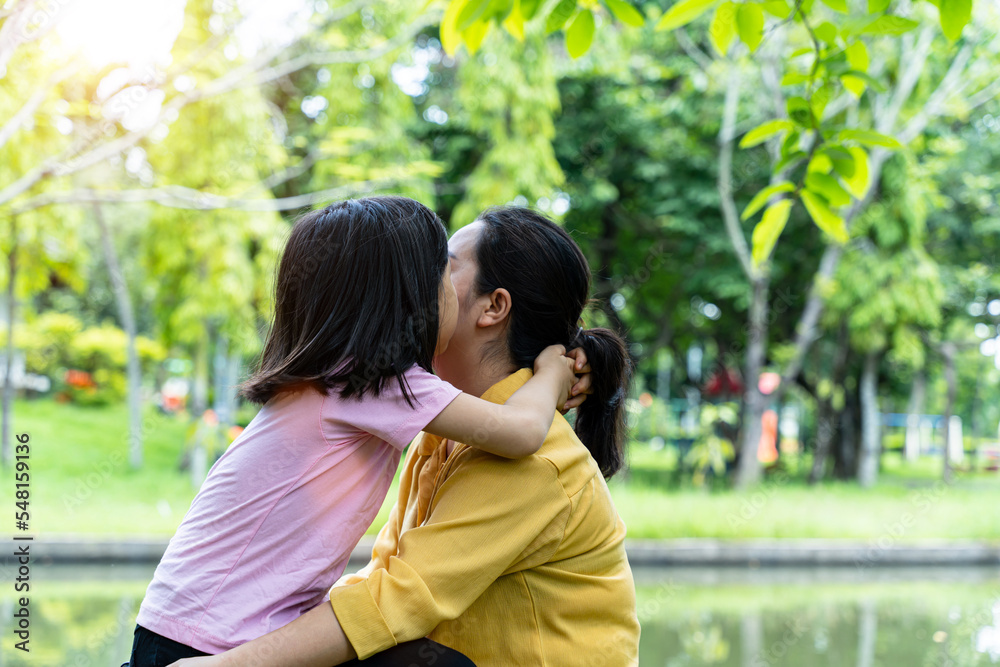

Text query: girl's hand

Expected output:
[532,344,577,410]
[562,347,594,413]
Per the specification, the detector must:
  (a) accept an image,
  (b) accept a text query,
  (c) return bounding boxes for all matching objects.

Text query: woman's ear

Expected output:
[476,288,512,329]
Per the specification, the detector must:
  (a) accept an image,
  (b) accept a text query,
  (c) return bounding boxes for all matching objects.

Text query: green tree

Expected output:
[441,0,999,487]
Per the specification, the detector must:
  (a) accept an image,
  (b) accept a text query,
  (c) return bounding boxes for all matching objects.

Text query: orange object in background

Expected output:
[64,369,96,389]
[758,409,779,464]
[163,394,185,412]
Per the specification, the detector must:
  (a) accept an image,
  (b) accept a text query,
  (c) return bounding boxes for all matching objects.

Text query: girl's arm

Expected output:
[424,344,577,458]
[169,603,352,667]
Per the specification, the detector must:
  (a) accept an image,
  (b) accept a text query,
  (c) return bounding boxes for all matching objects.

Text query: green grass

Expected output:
[2,398,998,540]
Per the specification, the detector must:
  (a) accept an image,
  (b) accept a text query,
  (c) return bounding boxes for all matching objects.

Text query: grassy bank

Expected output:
[2,398,998,540]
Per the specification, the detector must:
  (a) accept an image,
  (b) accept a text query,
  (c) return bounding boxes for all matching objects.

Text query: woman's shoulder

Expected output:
[535,415,602,484]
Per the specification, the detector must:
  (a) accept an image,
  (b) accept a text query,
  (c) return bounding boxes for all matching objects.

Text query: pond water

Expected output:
[1,563,998,666]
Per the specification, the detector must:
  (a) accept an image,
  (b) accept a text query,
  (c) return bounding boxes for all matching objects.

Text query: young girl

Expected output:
[128,197,583,666]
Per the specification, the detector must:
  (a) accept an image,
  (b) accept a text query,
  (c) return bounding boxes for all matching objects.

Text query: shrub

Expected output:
[1,313,166,406]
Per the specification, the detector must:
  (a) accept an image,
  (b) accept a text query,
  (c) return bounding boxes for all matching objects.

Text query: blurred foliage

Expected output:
[0,313,165,405]
[1,0,998,483]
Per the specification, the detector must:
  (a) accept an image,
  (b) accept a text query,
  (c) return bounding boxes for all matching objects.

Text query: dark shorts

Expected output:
[126,625,209,667]
[125,624,476,666]
[343,638,476,666]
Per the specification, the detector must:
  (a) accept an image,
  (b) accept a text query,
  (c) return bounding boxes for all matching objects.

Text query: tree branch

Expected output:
[876,26,934,134]
[966,74,1000,110]
[241,149,324,195]
[0,12,436,209]
[718,63,755,279]
[675,28,713,72]
[252,12,440,87]
[899,43,974,143]
[9,179,415,214]
[0,62,80,151]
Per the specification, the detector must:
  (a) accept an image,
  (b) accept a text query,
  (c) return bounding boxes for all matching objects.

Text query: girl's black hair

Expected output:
[241,196,448,406]
[473,207,632,478]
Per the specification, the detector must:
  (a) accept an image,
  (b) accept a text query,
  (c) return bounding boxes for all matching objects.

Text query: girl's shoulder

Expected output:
[320,365,461,451]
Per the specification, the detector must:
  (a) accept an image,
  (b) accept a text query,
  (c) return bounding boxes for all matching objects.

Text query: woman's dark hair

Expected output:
[473,207,632,478]
[241,196,448,406]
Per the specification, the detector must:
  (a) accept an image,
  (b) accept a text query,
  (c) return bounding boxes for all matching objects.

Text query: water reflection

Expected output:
[976,602,1000,662]
[636,566,1000,666]
[0,564,997,665]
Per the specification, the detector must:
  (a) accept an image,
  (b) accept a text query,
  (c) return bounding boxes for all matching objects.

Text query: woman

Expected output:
[172,207,640,666]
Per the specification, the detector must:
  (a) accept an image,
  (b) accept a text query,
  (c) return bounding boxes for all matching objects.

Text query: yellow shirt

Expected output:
[329,369,640,666]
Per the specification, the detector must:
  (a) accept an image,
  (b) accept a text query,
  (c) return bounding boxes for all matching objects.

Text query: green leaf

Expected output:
[821,145,856,178]
[811,82,834,119]
[786,96,813,127]
[774,150,807,173]
[815,21,839,42]
[546,0,578,32]
[461,19,491,53]
[820,0,848,11]
[482,0,515,23]
[805,172,852,207]
[762,0,792,17]
[781,70,810,86]
[604,0,646,26]
[739,119,793,148]
[441,0,468,55]
[709,2,738,55]
[736,3,765,51]
[830,153,856,178]
[457,0,493,30]
[868,0,890,11]
[837,128,904,150]
[861,15,919,35]
[842,145,870,198]
[751,199,793,267]
[939,0,972,40]
[807,153,833,174]
[841,70,886,92]
[845,40,869,72]
[655,0,718,31]
[780,130,800,158]
[503,0,525,40]
[841,74,865,97]
[566,9,596,58]
[520,0,543,18]
[741,181,795,220]
[802,190,849,242]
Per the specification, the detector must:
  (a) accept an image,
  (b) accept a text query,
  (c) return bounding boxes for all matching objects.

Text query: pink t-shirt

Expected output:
[136,366,460,652]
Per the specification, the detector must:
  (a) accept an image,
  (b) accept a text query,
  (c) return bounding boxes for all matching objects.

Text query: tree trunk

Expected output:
[191,331,210,417]
[904,368,926,462]
[735,277,770,489]
[941,342,957,484]
[94,204,143,469]
[212,334,242,450]
[857,351,882,488]
[857,598,878,667]
[809,324,850,484]
[835,378,861,479]
[1,215,16,467]
[740,612,763,667]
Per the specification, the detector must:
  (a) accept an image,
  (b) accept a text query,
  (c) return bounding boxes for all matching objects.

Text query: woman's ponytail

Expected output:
[572,327,632,478]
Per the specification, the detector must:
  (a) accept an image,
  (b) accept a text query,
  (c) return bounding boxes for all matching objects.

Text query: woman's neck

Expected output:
[435,343,516,399]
